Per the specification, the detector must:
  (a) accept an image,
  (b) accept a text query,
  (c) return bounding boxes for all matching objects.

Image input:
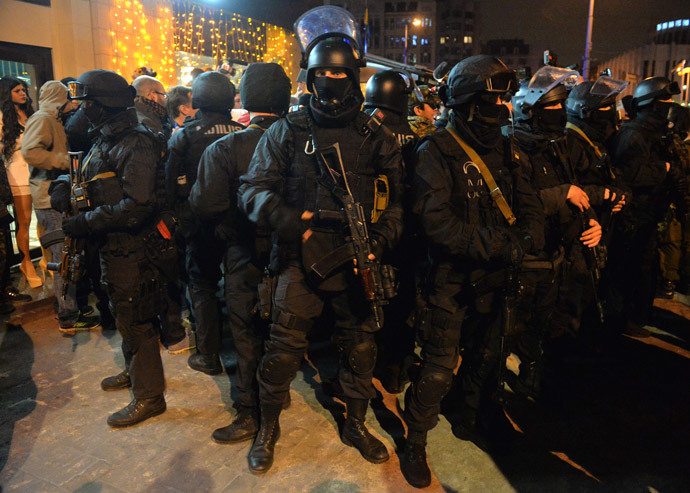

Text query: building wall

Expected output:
[323,0,480,69]
[599,42,690,99]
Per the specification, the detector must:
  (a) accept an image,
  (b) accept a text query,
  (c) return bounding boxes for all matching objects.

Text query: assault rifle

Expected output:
[313,142,397,330]
[549,138,605,323]
[42,151,90,297]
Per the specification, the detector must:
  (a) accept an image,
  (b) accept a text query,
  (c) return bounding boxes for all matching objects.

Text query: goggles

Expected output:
[67,81,89,100]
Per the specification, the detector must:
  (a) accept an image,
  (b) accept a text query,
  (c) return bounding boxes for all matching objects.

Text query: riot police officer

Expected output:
[238,6,403,474]
[364,69,420,393]
[63,70,168,427]
[167,71,244,374]
[608,76,684,334]
[399,56,544,488]
[559,76,629,335]
[507,66,602,399]
[189,62,292,444]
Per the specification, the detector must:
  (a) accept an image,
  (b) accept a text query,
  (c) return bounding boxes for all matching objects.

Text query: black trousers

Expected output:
[257,261,378,407]
[186,225,224,355]
[101,251,164,400]
[404,265,503,433]
[223,245,267,410]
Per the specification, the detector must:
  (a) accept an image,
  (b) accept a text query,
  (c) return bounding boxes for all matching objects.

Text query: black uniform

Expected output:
[81,108,166,400]
[190,115,277,408]
[404,112,544,433]
[167,110,244,356]
[608,115,682,326]
[239,108,403,407]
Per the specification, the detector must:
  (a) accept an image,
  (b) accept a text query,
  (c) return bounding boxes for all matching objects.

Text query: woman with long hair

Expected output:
[0,76,42,288]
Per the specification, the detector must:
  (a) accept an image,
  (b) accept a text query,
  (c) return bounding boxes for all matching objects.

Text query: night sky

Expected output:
[225,0,689,67]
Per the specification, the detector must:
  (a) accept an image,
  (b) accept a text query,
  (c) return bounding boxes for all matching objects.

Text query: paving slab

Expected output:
[1,294,689,492]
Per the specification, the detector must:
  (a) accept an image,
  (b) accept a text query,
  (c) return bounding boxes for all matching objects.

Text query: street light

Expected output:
[582,0,595,80]
[404,18,422,65]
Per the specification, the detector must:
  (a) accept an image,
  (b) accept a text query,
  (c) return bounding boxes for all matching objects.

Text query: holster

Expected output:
[256,268,277,320]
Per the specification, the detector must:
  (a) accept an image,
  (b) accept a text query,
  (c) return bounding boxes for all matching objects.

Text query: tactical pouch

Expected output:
[257,268,277,320]
[469,269,501,314]
[84,174,123,207]
[144,214,179,283]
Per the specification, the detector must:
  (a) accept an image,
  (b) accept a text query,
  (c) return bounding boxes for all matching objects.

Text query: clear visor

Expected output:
[294,6,361,52]
[590,75,629,99]
[528,66,580,91]
[68,81,88,99]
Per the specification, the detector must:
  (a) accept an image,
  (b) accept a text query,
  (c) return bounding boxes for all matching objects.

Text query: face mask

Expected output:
[534,107,567,133]
[652,101,675,122]
[83,101,106,126]
[470,102,509,127]
[583,108,616,141]
[313,76,353,105]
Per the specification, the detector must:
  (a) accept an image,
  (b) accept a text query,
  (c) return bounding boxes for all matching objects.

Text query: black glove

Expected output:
[0,204,14,226]
[370,235,386,260]
[62,213,90,238]
[268,206,306,243]
[49,180,71,213]
[501,232,532,265]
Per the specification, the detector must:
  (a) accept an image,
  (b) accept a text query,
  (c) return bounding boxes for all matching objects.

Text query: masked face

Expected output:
[471,97,510,127]
[82,100,107,126]
[313,75,353,105]
[534,106,567,133]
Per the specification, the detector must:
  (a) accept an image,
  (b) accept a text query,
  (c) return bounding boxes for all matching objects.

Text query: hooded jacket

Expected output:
[21,80,70,209]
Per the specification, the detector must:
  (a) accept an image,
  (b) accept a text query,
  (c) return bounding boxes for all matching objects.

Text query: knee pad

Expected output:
[260,351,301,385]
[414,371,453,407]
[347,341,377,376]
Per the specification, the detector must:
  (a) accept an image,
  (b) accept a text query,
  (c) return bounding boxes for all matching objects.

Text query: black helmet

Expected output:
[439,55,517,108]
[305,36,363,92]
[192,71,235,112]
[566,75,628,119]
[632,76,680,110]
[513,66,579,122]
[239,62,291,115]
[364,70,410,115]
[68,70,135,108]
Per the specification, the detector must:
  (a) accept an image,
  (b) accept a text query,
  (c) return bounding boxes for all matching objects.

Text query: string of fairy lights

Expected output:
[172,1,297,80]
[108,0,297,84]
[109,0,176,85]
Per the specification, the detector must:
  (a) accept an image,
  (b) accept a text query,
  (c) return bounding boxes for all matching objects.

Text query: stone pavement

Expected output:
[1,289,689,492]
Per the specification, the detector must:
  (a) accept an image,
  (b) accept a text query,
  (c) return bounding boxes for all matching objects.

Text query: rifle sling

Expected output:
[445,124,516,226]
[566,122,602,158]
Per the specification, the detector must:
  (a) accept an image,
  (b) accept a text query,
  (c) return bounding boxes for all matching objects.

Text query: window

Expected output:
[397,2,406,12]
[513,47,520,55]
[408,2,418,10]
[465,11,474,19]
[500,45,506,55]
[385,2,394,12]
[410,53,417,64]
[422,52,430,63]
[440,37,445,45]
[651,60,656,76]
[642,60,649,78]
[412,35,418,46]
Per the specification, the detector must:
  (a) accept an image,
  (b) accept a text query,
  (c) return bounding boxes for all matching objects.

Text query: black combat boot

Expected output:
[341,398,389,464]
[187,352,223,375]
[247,404,281,474]
[100,369,131,391]
[106,395,166,428]
[212,407,258,444]
[400,430,431,488]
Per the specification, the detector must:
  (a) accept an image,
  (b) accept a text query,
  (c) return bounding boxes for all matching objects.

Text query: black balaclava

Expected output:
[310,75,363,128]
[587,106,618,141]
[638,100,674,131]
[533,106,567,135]
[451,93,509,149]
